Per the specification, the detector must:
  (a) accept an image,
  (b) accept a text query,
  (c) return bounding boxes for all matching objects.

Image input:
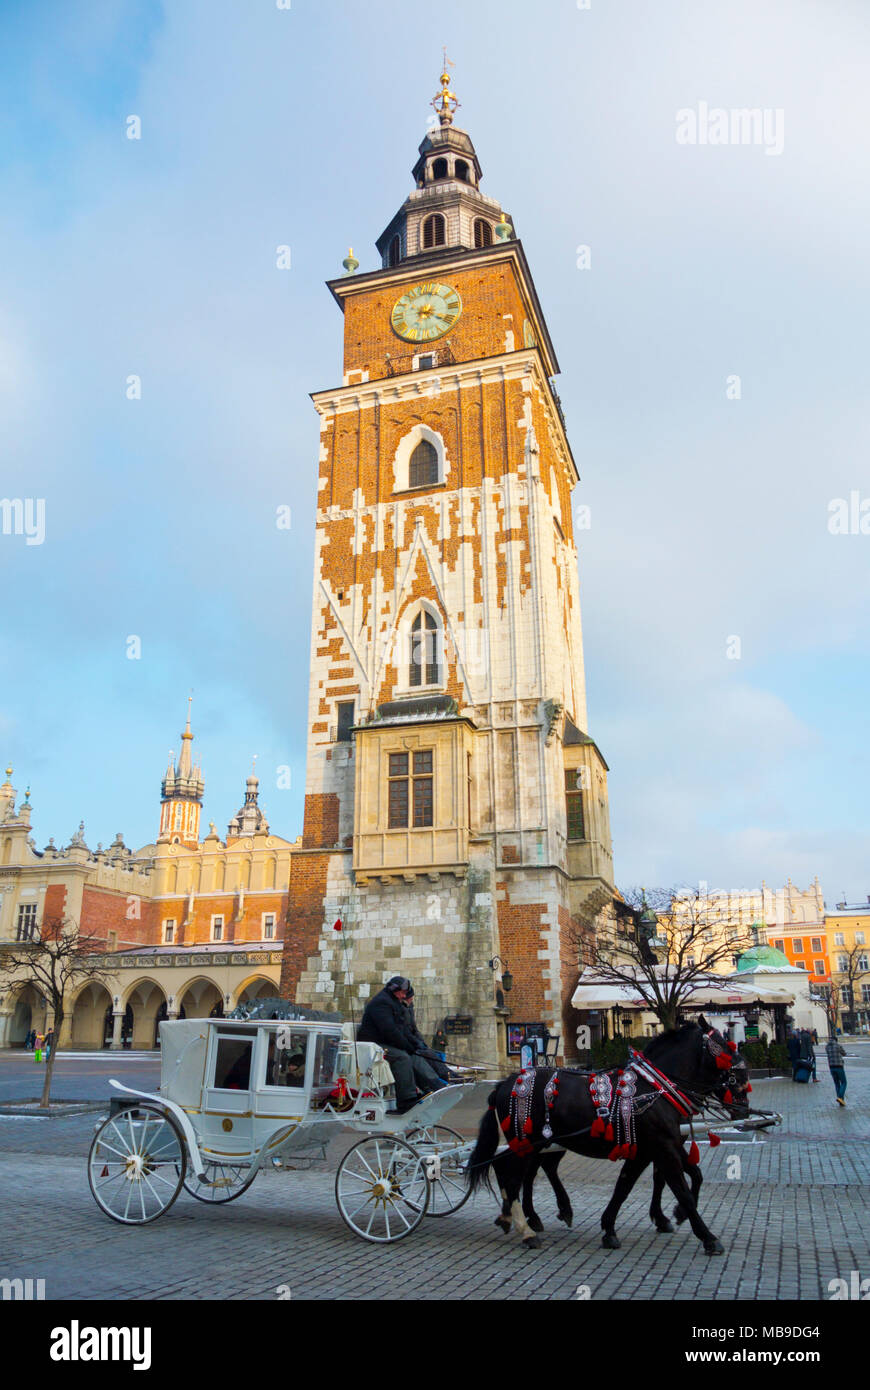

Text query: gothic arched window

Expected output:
[409,439,439,488]
[455,160,470,183]
[423,214,446,249]
[388,235,401,267]
[474,218,493,248]
[432,158,448,180]
[410,610,440,687]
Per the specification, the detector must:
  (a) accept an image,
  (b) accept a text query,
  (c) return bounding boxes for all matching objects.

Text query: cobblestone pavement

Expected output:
[1,1044,868,1301]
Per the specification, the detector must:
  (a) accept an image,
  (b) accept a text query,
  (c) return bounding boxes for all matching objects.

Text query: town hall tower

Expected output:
[281,70,615,1063]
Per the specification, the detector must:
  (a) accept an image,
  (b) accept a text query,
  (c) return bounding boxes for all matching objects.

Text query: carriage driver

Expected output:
[357,976,448,1114]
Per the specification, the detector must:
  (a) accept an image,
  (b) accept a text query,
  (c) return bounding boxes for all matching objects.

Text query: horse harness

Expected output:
[499,1031,737,1163]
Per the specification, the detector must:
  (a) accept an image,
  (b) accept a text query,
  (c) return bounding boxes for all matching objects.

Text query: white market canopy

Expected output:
[571,966,795,1013]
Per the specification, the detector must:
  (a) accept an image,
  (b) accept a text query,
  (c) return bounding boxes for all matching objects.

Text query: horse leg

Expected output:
[600,1155,651,1250]
[649,1166,674,1233]
[540,1150,573,1227]
[657,1145,722,1255]
[502,1155,541,1249]
[673,1150,702,1227]
[491,1151,512,1234]
[522,1155,545,1233]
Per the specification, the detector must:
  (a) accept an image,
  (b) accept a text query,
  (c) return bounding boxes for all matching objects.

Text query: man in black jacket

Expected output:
[358,976,447,1113]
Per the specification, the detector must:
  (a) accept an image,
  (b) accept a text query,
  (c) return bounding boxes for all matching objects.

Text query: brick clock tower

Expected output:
[281,70,615,1064]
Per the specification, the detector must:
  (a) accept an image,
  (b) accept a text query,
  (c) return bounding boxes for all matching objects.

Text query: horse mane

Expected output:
[643,1021,700,1060]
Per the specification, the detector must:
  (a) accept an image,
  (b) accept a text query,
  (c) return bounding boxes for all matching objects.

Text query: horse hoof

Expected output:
[523,1236,542,1251]
[601,1233,621,1250]
[494,1217,511,1234]
[673,1206,687,1226]
[656,1220,675,1234]
[557,1210,574,1228]
[705,1239,724,1256]
[527,1214,544,1234]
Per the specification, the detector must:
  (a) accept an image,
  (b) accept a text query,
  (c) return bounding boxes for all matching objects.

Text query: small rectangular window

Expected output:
[107,930,118,951]
[835,933,844,946]
[418,354,434,370]
[792,938,803,954]
[856,932,866,945]
[212,916,223,942]
[811,937,822,953]
[813,960,825,975]
[564,769,585,841]
[265,1030,308,1088]
[164,919,175,944]
[213,1037,252,1090]
[388,750,433,829]
[336,701,355,743]
[16,904,38,941]
[263,914,275,940]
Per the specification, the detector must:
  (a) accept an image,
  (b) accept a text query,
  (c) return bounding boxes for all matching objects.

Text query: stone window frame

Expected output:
[396,599,446,696]
[392,423,450,494]
[211,914,224,943]
[163,918,176,944]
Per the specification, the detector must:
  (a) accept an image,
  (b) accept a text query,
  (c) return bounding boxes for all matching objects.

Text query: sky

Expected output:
[0,0,868,905]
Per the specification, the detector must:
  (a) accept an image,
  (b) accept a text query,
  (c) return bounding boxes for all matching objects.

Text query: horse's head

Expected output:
[697,1016,751,1118]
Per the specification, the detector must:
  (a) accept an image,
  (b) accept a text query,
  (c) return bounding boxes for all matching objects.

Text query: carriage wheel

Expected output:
[335,1134,429,1243]
[404,1124,471,1216]
[180,1160,256,1203]
[88,1104,186,1225]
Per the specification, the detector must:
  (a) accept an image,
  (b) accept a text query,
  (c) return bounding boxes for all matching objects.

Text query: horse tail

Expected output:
[465,1088,502,1196]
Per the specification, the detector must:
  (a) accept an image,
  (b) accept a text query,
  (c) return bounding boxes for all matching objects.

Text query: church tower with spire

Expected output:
[282,68,615,1063]
[157,699,204,849]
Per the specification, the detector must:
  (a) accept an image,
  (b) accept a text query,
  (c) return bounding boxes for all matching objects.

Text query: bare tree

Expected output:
[573,886,759,1031]
[2,917,112,1107]
[830,943,870,1033]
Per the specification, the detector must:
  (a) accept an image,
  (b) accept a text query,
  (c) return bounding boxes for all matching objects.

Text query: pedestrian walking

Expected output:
[786,1031,801,1079]
[826,1036,848,1106]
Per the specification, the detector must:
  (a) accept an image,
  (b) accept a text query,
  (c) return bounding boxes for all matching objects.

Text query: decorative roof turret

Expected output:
[160,697,204,805]
[227,758,270,839]
[376,64,514,268]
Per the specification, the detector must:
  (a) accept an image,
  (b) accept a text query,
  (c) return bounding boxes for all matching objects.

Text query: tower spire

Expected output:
[431,53,459,127]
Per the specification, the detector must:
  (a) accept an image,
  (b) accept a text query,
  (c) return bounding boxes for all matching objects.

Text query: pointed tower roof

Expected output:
[161,699,204,805]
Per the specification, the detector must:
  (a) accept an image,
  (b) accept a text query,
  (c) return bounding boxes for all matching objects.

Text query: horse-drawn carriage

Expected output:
[87,1016,489,1243]
[88,1015,781,1254]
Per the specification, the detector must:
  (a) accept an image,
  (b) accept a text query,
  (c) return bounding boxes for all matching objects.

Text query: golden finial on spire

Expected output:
[432,50,459,127]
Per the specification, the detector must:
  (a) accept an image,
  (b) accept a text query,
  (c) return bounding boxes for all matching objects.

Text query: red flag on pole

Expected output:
[333,918,342,932]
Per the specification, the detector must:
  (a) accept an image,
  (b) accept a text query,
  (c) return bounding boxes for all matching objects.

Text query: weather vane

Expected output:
[431,50,459,127]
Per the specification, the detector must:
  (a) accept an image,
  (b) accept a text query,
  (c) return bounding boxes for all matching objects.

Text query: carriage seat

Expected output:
[340,1024,395,1089]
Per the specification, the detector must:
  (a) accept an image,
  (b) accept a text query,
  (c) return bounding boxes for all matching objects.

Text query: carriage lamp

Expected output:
[489,957,513,993]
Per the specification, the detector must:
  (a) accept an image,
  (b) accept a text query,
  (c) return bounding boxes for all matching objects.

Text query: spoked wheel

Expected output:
[88,1103,186,1225]
[405,1124,471,1216]
[335,1134,429,1243]
[180,1160,256,1204]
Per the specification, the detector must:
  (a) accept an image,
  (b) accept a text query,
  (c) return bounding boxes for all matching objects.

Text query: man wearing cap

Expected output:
[358,976,447,1114]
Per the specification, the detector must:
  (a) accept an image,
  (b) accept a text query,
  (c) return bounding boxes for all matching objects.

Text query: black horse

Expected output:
[467,1018,750,1256]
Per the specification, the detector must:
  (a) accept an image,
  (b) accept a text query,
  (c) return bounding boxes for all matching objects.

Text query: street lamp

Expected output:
[489,957,513,993]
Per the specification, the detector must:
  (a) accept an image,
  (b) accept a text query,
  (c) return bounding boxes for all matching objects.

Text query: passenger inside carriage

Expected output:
[266,1031,309,1087]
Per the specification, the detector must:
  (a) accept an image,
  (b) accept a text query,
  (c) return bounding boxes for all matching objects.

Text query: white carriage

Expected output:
[88,1016,490,1243]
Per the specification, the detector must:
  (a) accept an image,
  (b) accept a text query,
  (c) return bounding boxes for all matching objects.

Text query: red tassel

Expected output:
[708,1132,721,1147]
[716,1054,731,1070]
[746,1083,752,1092]
[688,1141,700,1165]
[500,1115,511,1134]
[727,1040,737,1053]
[608,1146,621,1161]
[605,1123,614,1142]
[509,1137,535,1157]
[723,1089,733,1105]
[590,1116,605,1138]
[523,1117,533,1135]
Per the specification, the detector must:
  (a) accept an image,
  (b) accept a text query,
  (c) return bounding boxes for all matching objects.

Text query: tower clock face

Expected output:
[391,282,462,342]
